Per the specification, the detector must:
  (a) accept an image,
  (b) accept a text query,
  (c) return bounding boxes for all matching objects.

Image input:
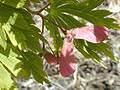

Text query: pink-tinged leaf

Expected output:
[44,51,57,65]
[59,33,77,77]
[71,25,109,43]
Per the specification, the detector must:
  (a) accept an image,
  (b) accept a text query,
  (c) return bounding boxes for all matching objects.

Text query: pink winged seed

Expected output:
[72,25,109,43]
[44,25,109,77]
[60,33,77,77]
[44,51,57,65]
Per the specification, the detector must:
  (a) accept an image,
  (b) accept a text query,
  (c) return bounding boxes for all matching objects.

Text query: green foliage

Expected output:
[0,0,119,89]
[0,0,46,89]
[0,44,20,89]
[17,51,49,83]
[0,27,7,50]
[53,0,120,29]
[45,20,63,53]
[74,39,116,63]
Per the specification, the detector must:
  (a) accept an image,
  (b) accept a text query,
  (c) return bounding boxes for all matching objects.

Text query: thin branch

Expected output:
[39,3,50,13]
[26,1,64,54]
[39,13,46,53]
[38,13,54,54]
[26,1,51,54]
[26,2,50,15]
[38,13,45,34]
[38,13,65,34]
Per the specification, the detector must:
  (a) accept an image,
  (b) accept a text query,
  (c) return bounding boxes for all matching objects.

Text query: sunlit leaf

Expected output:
[0,44,20,89]
[18,51,49,83]
[0,27,7,50]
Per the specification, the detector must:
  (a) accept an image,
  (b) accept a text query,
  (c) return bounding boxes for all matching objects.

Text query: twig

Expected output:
[39,3,50,13]
[27,1,53,54]
[38,13,45,52]
[26,2,50,15]
[38,13,54,54]
[38,13,44,35]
